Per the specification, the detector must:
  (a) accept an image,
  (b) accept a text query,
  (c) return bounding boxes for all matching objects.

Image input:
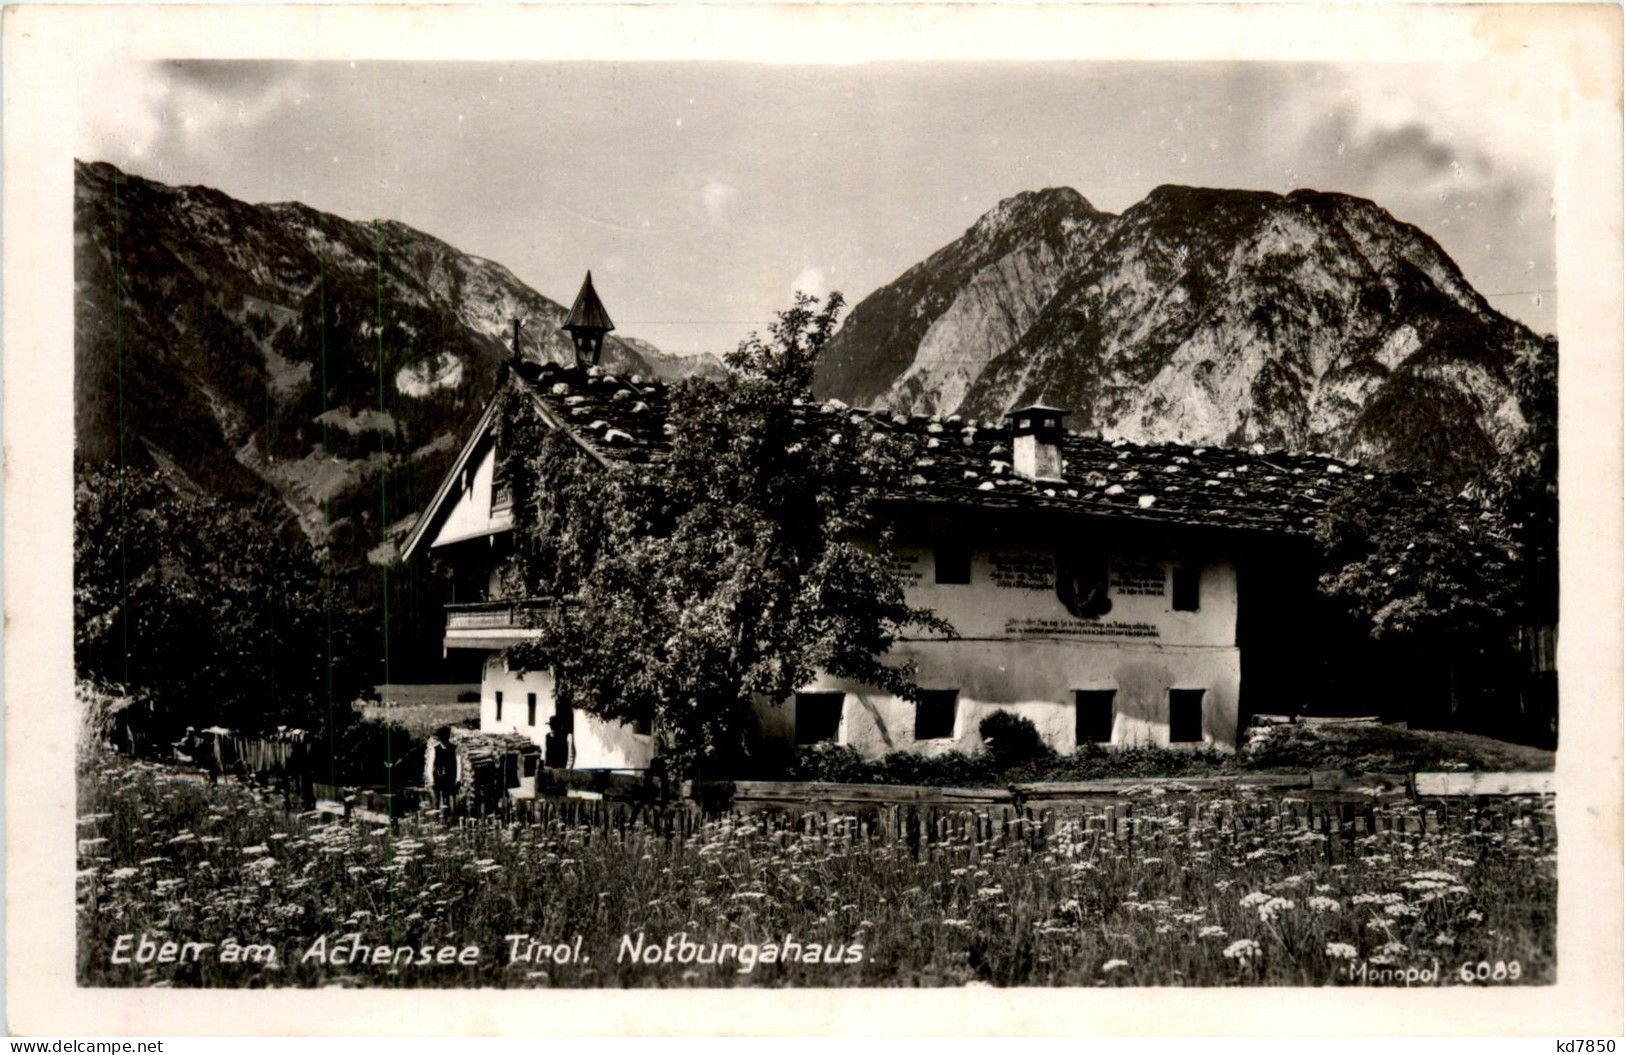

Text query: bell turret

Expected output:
[561,270,615,366]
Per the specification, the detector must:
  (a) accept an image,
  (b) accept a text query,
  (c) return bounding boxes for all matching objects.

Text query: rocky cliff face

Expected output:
[815,188,1112,412]
[814,184,1554,488]
[74,159,701,564]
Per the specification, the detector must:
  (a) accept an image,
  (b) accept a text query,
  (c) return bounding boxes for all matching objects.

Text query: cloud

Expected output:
[1289,65,1550,195]
[700,177,738,222]
[790,266,830,298]
[1358,122,1460,177]
[80,60,306,165]
[1307,106,1497,193]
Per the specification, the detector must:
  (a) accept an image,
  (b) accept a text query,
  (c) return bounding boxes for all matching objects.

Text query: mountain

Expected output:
[74,159,699,564]
[813,184,1555,488]
[816,187,1113,414]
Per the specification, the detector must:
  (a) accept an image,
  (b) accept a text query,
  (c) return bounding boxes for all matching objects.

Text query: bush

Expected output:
[978,711,1051,766]
[309,719,423,790]
[786,745,996,786]
[788,743,870,783]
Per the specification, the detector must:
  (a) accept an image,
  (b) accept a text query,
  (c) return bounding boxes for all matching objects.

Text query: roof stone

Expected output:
[515,361,1364,536]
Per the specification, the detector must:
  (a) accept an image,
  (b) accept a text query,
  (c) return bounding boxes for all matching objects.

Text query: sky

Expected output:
[81,60,1557,355]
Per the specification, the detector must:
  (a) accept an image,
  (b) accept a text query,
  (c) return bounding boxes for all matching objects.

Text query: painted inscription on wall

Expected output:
[1004,617,1160,639]
[1110,563,1166,596]
[990,552,1053,590]
[887,552,922,588]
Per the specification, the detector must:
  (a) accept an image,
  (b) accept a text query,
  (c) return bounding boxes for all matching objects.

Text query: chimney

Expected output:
[1005,404,1069,482]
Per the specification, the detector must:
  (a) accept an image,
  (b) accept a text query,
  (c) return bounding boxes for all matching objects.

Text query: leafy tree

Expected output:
[1315,475,1517,648]
[1482,339,1558,628]
[1314,470,1523,728]
[74,464,367,739]
[503,292,951,776]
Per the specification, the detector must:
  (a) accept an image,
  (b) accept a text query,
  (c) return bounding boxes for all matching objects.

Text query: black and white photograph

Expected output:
[5,1,1621,1037]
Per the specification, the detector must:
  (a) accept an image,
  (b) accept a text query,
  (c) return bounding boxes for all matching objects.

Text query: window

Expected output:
[631,713,652,737]
[527,693,538,727]
[1169,689,1205,743]
[914,690,959,741]
[794,692,844,745]
[934,543,971,585]
[1172,565,1201,611]
[1075,689,1116,746]
[494,691,503,722]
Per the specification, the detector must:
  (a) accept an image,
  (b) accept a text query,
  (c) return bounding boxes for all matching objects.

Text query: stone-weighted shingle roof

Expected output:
[517,360,1371,537]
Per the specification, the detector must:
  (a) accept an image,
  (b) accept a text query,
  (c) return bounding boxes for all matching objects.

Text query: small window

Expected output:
[1169,689,1205,743]
[494,691,503,722]
[1172,566,1201,612]
[522,754,539,777]
[1075,689,1116,746]
[914,689,959,741]
[631,713,652,737]
[526,693,538,727]
[794,692,844,745]
[934,543,971,585]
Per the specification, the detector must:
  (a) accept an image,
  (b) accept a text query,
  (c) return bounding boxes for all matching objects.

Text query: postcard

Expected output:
[4,2,1620,1037]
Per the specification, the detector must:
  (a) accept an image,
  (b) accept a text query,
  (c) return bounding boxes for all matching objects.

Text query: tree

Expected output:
[1315,475,1517,647]
[74,464,367,739]
[503,292,950,775]
[1314,471,1522,724]
[1482,339,1558,629]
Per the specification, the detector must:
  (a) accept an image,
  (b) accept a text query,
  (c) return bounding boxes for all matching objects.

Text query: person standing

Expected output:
[425,726,461,812]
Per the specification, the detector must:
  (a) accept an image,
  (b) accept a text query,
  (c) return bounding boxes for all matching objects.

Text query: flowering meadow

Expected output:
[78,754,1554,988]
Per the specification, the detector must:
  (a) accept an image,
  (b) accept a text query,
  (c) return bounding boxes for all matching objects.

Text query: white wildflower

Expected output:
[1222,939,1262,963]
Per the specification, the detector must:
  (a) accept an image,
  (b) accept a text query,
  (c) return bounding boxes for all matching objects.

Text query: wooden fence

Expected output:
[303,763,1552,825]
[397,782,1552,864]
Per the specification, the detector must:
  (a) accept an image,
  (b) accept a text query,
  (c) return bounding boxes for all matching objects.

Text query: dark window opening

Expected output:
[494,691,503,722]
[1075,689,1117,746]
[1169,689,1205,743]
[522,754,539,778]
[794,692,844,745]
[527,693,538,727]
[1172,566,1201,612]
[914,689,959,741]
[934,543,971,585]
[631,713,652,736]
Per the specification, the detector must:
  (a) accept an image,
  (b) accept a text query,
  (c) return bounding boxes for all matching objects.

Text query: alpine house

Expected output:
[402,274,1368,772]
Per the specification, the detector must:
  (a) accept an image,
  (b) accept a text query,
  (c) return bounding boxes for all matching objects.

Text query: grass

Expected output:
[358,684,480,738]
[78,752,1554,988]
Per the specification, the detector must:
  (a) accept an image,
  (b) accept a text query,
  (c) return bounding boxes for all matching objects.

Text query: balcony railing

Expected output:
[491,482,514,515]
[444,598,555,639]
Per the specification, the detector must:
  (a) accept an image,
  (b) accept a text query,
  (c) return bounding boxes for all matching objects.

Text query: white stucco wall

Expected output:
[772,539,1244,755]
[796,639,1241,757]
[430,444,513,549]
[459,515,1244,762]
[478,655,652,771]
[891,542,1237,648]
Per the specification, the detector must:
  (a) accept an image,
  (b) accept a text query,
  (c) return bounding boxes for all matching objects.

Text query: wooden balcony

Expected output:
[443,597,554,650]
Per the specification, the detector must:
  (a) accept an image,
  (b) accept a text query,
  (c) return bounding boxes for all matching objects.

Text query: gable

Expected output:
[429,440,511,550]
[399,396,506,562]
